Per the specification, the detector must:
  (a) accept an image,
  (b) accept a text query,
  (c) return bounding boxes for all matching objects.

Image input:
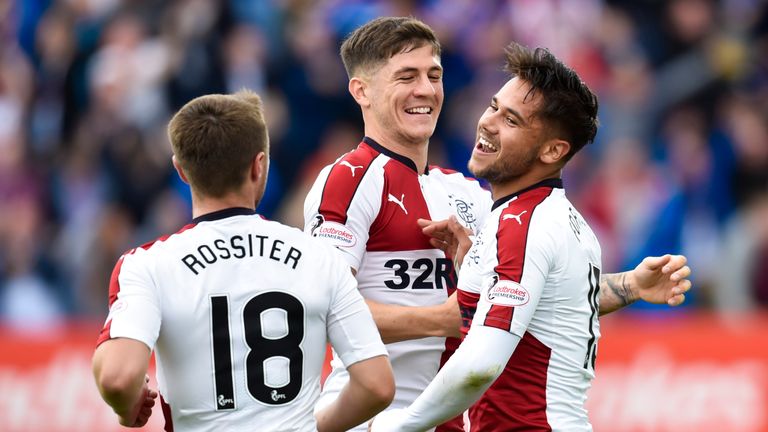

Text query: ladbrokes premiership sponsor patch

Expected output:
[313,221,357,248]
[487,280,530,307]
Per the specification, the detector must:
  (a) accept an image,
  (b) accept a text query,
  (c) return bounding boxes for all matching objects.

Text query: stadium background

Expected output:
[0,0,766,430]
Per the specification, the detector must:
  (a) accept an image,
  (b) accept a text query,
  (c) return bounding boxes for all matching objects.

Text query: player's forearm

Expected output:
[93,359,147,417]
[315,356,394,432]
[598,271,638,316]
[92,339,151,418]
[373,327,517,431]
[365,297,461,344]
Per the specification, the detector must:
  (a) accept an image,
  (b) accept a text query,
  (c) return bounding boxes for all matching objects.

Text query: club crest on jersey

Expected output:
[487,280,530,307]
[448,194,477,228]
[312,220,356,248]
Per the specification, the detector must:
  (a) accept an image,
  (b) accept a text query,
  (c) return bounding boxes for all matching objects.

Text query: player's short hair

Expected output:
[503,43,599,161]
[340,16,441,78]
[168,90,268,197]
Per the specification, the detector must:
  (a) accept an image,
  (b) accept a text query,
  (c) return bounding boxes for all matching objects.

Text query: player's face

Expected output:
[468,78,547,185]
[365,45,444,146]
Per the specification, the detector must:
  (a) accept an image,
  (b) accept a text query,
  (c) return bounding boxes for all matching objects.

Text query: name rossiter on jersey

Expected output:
[180,233,303,275]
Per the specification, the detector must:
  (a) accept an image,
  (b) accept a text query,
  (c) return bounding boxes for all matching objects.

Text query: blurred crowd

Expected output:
[1,0,767,328]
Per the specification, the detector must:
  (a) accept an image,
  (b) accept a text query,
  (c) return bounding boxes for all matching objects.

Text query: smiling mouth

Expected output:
[405,107,432,114]
[476,136,498,153]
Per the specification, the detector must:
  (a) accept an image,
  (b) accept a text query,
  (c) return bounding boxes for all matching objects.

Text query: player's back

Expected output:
[107,209,368,431]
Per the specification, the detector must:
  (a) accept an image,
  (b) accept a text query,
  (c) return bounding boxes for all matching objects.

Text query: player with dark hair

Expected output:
[370,43,654,431]
[307,17,691,431]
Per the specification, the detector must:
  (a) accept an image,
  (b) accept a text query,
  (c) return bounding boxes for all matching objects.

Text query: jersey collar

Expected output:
[491,178,563,211]
[192,207,257,223]
[362,136,429,175]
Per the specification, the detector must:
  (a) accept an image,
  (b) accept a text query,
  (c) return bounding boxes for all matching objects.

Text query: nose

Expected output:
[478,111,497,134]
[413,75,437,97]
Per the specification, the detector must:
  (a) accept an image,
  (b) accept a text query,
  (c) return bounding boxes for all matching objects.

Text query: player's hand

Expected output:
[368,408,406,432]
[418,216,472,268]
[630,254,692,306]
[118,375,158,428]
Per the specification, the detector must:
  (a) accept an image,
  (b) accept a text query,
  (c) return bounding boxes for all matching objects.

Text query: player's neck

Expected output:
[490,168,562,201]
[366,131,429,173]
[190,190,257,219]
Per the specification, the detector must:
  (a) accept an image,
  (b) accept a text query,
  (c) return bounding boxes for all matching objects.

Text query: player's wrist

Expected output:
[623,270,641,304]
[437,301,462,338]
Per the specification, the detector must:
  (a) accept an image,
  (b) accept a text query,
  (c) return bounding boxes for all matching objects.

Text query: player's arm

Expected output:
[317,255,395,431]
[362,216,473,344]
[92,338,158,427]
[370,326,519,432]
[316,355,394,432]
[365,293,461,343]
[599,254,692,315]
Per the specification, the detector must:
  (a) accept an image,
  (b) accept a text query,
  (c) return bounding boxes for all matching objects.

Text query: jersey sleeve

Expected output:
[370,325,521,432]
[323,247,388,367]
[303,159,382,272]
[473,207,560,338]
[96,249,161,351]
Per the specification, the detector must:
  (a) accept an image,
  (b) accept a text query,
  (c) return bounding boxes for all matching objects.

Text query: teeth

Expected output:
[478,136,497,152]
[406,107,431,114]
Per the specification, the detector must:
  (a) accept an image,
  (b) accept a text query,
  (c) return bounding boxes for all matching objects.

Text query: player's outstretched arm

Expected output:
[365,293,462,343]
[360,216,472,344]
[599,254,692,315]
[92,338,158,427]
[370,326,519,432]
[316,355,395,432]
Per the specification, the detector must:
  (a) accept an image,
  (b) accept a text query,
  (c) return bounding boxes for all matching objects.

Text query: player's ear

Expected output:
[349,76,370,108]
[252,151,268,183]
[540,139,570,165]
[172,155,190,184]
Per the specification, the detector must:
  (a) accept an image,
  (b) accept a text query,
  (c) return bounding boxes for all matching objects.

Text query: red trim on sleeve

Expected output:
[95,223,196,347]
[95,253,128,347]
[161,394,174,432]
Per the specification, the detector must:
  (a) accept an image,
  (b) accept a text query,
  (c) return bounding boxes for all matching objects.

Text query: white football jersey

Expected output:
[457,179,602,431]
[304,138,491,430]
[97,208,387,432]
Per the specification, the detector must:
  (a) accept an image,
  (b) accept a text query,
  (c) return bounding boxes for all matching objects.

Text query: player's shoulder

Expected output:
[261,217,348,259]
[312,142,383,193]
[120,222,198,259]
[429,165,489,193]
[428,165,478,183]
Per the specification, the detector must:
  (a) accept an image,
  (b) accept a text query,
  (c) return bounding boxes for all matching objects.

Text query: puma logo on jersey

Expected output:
[271,390,286,402]
[503,210,527,225]
[388,193,408,214]
[340,161,363,177]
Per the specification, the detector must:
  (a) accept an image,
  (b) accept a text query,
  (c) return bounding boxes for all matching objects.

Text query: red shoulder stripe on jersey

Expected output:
[136,222,196,251]
[161,394,174,432]
[95,222,197,347]
[318,142,378,224]
[483,187,553,331]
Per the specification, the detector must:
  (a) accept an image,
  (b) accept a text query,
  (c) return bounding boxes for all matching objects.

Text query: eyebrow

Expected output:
[492,96,528,126]
[392,65,444,76]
